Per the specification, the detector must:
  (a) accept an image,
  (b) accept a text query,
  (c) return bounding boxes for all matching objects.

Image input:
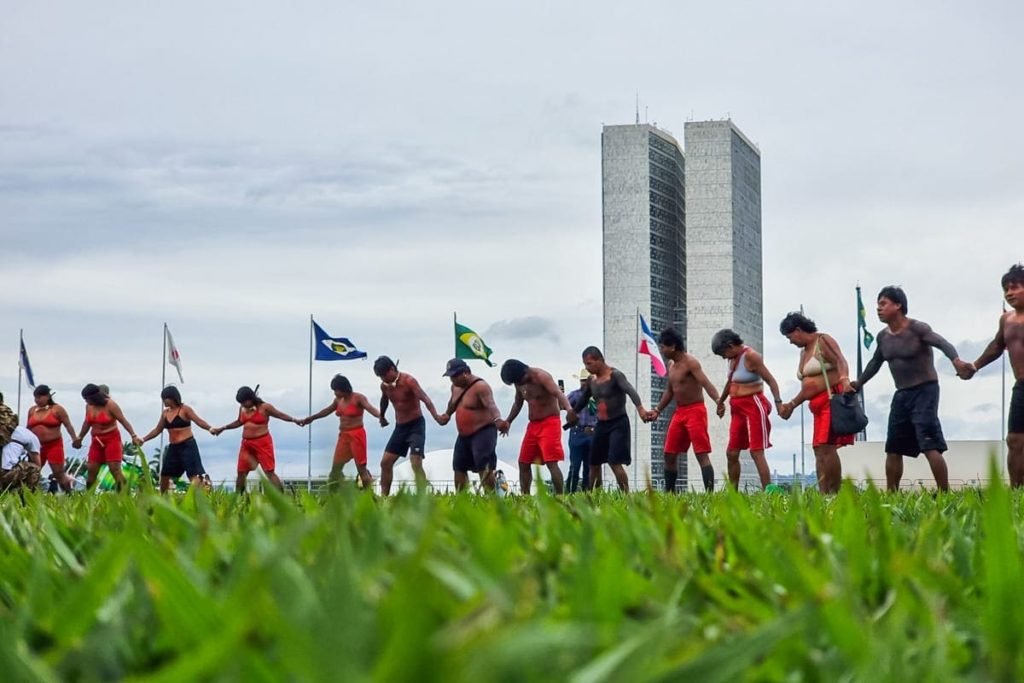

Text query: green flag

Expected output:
[454,319,495,366]
[857,288,874,349]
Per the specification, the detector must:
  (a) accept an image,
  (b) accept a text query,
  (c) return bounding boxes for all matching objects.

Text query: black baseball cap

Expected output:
[443,358,470,377]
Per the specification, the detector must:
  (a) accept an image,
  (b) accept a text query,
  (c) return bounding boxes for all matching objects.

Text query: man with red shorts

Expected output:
[650,328,723,492]
[711,329,784,489]
[496,359,576,495]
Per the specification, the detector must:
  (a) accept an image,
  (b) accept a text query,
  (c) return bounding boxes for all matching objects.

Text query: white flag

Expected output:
[165,325,184,383]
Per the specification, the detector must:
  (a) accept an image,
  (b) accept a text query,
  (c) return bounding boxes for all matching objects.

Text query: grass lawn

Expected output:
[2,473,1024,681]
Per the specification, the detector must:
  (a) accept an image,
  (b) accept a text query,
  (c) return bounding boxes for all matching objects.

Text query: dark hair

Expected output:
[330,375,353,394]
[657,327,685,352]
[160,386,182,406]
[581,346,604,361]
[235,386,263,406]
[500,359,529,385]
[33,385,55,406]
[1002,263,1024,291]
[373,355,397,377]
[779,312,818,335]
[81,383,109,407]
[711,329,744,356]
[877,286,908,315]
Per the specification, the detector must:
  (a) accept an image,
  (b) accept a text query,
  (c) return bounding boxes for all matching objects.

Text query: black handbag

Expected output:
[817,340,869,436]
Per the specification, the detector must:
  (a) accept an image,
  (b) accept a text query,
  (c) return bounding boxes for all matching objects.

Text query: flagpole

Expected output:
[855,285,867,441]
[454,312,458,356]
[1002,301,1008,474]
[799,305,806,484]
[634,307,640,491]
[158,323,167,476]
[307,314,314,493]
[17,329,23,416]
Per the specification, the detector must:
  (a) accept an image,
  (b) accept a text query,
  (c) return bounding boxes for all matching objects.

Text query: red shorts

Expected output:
[809,388,856,448]
[88,430,123,464]
[335,427,368,467]
[728,393,773,451]
[238,433,276,473]
[664,402,712,454]
[40,439,66,467]
[518,415,565,464]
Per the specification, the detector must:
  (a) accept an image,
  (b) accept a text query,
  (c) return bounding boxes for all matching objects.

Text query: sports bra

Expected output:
[730,348,761,384]
[336,400,362,417]
[28,408,61,428]
[240,407,269,425]
[87,408,114,426]
[164,410,191,430]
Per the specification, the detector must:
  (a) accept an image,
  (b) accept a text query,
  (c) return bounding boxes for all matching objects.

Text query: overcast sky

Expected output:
[2,1,1020,484]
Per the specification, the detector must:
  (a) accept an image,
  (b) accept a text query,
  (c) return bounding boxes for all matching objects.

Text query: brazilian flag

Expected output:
[454,318,495,366]
[857,288,875,349]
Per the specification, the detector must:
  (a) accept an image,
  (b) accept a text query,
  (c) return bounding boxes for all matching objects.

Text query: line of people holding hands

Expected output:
[8,266,1023,495]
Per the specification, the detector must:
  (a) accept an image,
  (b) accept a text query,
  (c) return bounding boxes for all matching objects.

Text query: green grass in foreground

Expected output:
[2,475,1024,682]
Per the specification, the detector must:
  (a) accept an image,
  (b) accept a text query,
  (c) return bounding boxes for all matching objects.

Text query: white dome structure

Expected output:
[383,448,522,494]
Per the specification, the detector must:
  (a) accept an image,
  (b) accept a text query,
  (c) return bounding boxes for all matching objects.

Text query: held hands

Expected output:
[72,438,83,449]
[210,427,223,436]
[777,402,794,420]
[435,413,450,426]
[640,407,657,423]
[131,435,143,447]
[495,419,511,436]
[953,358,977,380]
[715,400,726,419]
[379,415,389,428]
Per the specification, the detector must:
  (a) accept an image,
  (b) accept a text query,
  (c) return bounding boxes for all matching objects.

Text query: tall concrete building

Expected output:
[600,119,761,491]
[601,124,686,490]
[683,120,763,491]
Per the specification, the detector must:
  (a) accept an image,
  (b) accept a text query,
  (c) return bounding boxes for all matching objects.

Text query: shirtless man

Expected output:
[570,346,652,492]
[650,327,722,492]
[496,359,576,495]
[374,356,444,495]
[853,286,973,492]
[969,264,1024,486]
[438,358,501,492]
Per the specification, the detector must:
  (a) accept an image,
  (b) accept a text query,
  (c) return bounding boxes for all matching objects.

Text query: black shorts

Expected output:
[385,416,426,458]
[161,437,206,478]
[591,415,631,466]
[1010,380,1024,434]
[453,425,498,474]
[885,381,947,457]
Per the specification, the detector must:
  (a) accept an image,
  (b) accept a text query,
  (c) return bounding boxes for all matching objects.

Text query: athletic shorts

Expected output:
[518,415,565,464]
[40,439,65,468]
[591,414,631,466]
[335,427,368,467]
[808,387,855,448]
[664,402,712,454]
[728,393,773,452]
[1010,380,1024,434]
[88,429,123,464]
[238,433,276,473]
[161,437,206,479]
[384,416,426,458]
[885,380,947,457]
[453,424,498,473]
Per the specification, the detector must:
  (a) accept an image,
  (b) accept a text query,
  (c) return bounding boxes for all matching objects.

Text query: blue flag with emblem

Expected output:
[313,321,367,361]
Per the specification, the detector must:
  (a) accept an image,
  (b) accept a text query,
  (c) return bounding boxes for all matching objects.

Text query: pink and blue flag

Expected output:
[638,314,667,377]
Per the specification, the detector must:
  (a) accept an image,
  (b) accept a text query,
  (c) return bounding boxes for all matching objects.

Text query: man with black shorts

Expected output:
[853,286,972,491]
[570,346,652,492]
[439,358,500,492]
[374,356,444,495]
[496,359,575,495]
[969,264,1024,486]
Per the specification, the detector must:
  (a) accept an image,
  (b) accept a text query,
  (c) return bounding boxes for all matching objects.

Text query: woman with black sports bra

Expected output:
[140,386,213,492]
